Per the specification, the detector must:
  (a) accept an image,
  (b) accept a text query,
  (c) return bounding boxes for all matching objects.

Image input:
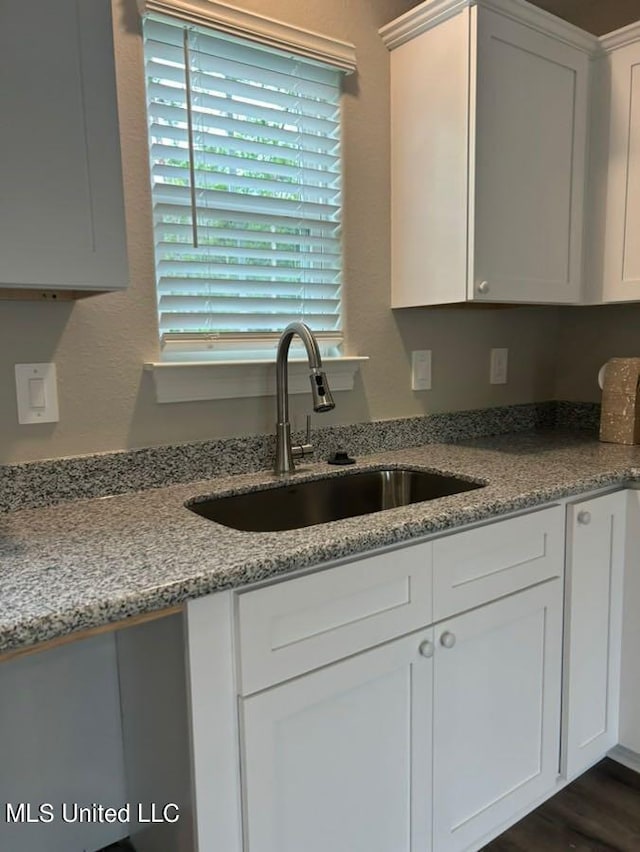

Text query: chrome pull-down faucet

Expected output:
[274,322,335,475]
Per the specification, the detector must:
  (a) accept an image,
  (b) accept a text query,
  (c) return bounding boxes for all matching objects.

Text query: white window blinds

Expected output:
[142,15,344,353]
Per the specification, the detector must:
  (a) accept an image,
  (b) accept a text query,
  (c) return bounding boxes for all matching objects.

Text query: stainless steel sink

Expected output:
[186,468,485,532]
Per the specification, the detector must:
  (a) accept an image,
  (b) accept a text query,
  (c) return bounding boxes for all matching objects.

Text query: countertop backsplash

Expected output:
[0,401,599,513]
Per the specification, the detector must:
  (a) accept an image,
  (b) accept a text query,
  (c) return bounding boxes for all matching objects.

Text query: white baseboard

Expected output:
[608,744,640,773]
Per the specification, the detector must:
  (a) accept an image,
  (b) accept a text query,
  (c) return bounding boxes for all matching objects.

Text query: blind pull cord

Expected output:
[183,29,199,248]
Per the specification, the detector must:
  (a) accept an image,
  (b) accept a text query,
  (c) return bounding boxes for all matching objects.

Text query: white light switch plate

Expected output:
[15,363,59,424]
[490,348,508,385]
[411,350,432,391]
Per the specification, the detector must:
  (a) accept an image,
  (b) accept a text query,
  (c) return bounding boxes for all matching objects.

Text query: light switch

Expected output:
[490,348,508,385]
[28,377,46,409]
[411,350,432,391]
[15,363,59,424]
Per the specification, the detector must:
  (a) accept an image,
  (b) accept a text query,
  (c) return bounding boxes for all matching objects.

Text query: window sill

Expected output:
[143,357,369,404]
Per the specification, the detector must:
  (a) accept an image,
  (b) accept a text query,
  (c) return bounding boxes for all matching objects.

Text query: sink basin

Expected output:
[187,468,485,532]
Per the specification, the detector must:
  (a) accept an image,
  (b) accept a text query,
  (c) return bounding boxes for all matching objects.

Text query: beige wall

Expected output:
[529,0,640,36]
[0,0,565,464]
[555,305,640,402]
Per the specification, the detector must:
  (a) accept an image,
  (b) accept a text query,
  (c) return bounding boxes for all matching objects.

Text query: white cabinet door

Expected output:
[432,580,563,852]
[471,7,587,304]
[621,490,640,754]
[0,0,128,292]
[563,491,626,779]
[241,629,433,852]
[387,8,471,308]
[588,32,640,303]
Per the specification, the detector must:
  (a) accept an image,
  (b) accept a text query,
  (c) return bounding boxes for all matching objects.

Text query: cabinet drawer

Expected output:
[433,506,564,621]
[236,544,432,695]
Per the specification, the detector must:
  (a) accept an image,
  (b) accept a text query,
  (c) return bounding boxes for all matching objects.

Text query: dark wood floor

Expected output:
[96,759,639,852]
[98,839,135,851]
[484,759,640,851]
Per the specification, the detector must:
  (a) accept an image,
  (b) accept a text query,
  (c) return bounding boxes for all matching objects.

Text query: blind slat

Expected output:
[146,64,340,118]
[150,143,340,186]
[176,97,339,141]
[156,260,340,279]
[153,203,340,237]
[159,295,340,311]
[145,53,339,106]
[151,151,339,183]
[157,247,341,269]
[150,136,338,170]
[152,183,341,220]
[156,242,341,265]
[152,166,339,205]
[155,222,340,250]
[148,107,340,152]
[160,313,340,333]
[156,278,339,298]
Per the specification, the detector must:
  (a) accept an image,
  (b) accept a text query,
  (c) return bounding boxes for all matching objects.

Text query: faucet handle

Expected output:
[299,413,313,457]
[291,414,314,460]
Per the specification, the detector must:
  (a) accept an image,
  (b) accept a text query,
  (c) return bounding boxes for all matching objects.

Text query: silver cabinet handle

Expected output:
[418,639,434,658]
[577,510,592,525]
[477,280,490,295]
[440,631,456,649]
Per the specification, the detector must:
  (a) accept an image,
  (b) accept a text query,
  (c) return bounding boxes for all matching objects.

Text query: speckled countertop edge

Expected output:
[0,429,634,655]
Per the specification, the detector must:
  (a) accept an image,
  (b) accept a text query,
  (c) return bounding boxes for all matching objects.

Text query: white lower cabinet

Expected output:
[433,581,563,852]
[239,578,563,852]
[9,494,640,852]
[92,490,639,852]
[563,491,626,778]
[241,629,433,852]
[620,491,640,755]
[237,508,565,852]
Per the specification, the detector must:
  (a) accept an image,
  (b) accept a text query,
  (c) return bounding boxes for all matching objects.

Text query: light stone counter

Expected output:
[1,430,637,654]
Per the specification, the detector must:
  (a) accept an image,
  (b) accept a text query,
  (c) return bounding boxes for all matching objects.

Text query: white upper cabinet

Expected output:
[381,0,596,307]
[0,0,128,294]
[472,8,589,304]
[585,23,640,304]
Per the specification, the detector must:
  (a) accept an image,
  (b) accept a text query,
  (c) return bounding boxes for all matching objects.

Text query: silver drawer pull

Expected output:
[440,631,456,649]
[577,510,591,526]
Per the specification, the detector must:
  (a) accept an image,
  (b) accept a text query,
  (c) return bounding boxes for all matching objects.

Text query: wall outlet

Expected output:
[490,348,508,385]
[15,363,59,424]
[411,350,432,391]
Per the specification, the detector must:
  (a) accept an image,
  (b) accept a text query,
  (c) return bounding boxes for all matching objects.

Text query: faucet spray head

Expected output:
[310,370,335,413]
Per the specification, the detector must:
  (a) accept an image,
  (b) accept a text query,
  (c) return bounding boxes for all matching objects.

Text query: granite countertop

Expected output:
[1,430,639,654]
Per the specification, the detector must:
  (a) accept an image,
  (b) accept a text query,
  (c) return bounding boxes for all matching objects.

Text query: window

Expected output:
[142,14,345,360]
